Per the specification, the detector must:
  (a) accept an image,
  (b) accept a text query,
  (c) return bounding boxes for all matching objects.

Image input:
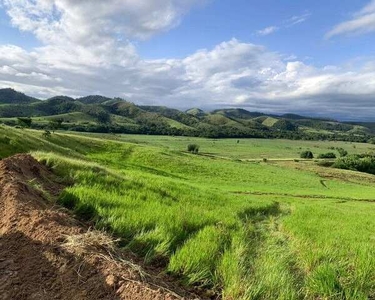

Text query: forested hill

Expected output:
[0,88,374,142]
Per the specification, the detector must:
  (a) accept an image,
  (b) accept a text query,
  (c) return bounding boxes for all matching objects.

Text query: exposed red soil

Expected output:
[0,154,200,300]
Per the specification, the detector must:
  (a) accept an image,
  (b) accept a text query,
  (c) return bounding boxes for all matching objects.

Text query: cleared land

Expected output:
[1,125,375,299]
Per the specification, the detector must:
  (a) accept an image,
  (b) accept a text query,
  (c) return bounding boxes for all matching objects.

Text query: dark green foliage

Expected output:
[0,136,11,145]
[35,96,82,115]
[187,144,199,154]
[17,117,32,128]
[333,154,375,175]
[77,95,111,104]
[336,148,348,157]
[300,151,314,159]
[212,108,265,119]
[317,153,336,159]
[272,119,298,131]
[42,130,51,138]
[0,88,39,104]
[82,105,111,123]
[49,118,63,131]
[296,120,353,132]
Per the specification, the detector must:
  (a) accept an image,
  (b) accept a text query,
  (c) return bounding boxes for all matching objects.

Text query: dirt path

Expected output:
[0,154,200,300]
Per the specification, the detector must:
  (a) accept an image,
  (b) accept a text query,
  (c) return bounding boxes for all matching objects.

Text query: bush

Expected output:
[317,152,336,159]
[336,147,348,157]
[49,118,63,132]
[333,154,375,174]
[300,151,314,159]
[17,117,32,128]
[187,144,199,154]
[42,130,51,138]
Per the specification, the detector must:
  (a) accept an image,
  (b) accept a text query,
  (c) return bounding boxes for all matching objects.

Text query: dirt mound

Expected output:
[0,154,199,300]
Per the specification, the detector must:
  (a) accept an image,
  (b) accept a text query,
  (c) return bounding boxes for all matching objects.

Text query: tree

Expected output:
[49,118,63,132]
[336,147,348,157]
[300,151,314,159]
[272,119,298,131]
[318,152,336,159]
[83,105,111,124]
[17,117,32,128]
[187,144,199,154]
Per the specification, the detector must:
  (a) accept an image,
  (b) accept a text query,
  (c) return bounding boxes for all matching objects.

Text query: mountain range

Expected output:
[0,88,373,142]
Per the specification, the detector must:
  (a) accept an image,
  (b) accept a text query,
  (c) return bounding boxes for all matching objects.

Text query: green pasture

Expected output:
[1,125,375,299]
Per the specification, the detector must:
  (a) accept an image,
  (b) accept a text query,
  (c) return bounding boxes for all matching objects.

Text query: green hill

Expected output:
[0,88,374,142]
[0,88,39,104]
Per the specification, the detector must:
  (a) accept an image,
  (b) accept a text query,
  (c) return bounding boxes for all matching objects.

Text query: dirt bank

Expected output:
[0,154,199,300]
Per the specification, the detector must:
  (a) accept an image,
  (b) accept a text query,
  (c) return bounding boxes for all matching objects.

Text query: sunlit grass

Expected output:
[1,125,375,298]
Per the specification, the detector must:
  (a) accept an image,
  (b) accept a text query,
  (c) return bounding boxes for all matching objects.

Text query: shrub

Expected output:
[42,130,51,138]
[187,144,199,154]
[317,152,336,159]
[300,151,314,159]
[333,154,375,174]
[336,147,348,157]
[17,117,32,128]
[49,118,63,132]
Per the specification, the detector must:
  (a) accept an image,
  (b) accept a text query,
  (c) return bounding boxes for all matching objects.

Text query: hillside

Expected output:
[2,125,375,298]
[0,88,40,104]
[0,88,374,142]
[0,153,196,299]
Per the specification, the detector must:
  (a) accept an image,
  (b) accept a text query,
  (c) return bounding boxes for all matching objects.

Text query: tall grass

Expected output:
[2,126,375,298]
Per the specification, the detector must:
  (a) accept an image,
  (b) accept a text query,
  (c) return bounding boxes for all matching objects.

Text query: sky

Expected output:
[0,1,374,120]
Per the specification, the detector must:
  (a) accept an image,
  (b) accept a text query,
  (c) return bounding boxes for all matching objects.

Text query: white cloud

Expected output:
[3,0,202,42]
[326,0,375,38]
[255,12,310,37]
[285,12,311,27]
[256,26,279,36]
[0,1,375,120]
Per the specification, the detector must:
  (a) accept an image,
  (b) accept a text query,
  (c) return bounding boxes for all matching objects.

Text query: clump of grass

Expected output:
[169,225,231,287]
[62,230,118,257]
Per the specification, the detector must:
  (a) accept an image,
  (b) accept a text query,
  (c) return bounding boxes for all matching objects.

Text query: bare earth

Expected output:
[0,154,200,300]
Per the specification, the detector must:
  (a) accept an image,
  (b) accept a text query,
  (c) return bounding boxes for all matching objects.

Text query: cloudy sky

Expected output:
[0,0,374,120]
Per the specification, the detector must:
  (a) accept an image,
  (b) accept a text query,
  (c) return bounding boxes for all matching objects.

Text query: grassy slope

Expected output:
[1,125,375,299]
[73,132,375,160]
[262,117,279,127]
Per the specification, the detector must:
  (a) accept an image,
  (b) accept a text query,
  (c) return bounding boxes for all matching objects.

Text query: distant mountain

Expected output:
[77,95,112,104]
[212,108,266,119]
[0,88,373,142]
[186,108,206,118]
[0,88,40,104]
[281,113,334,122]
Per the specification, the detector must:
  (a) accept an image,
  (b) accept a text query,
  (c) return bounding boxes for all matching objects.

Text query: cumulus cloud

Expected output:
[3,0,202,41]
[326,0,375,38]
[0,1,375,120]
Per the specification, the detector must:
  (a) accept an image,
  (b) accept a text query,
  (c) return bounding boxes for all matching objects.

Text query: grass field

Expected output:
[1,125,375,299]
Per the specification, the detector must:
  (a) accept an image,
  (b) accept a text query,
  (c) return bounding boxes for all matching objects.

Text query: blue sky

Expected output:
[0,0,375,120]
[138,0,374,65]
